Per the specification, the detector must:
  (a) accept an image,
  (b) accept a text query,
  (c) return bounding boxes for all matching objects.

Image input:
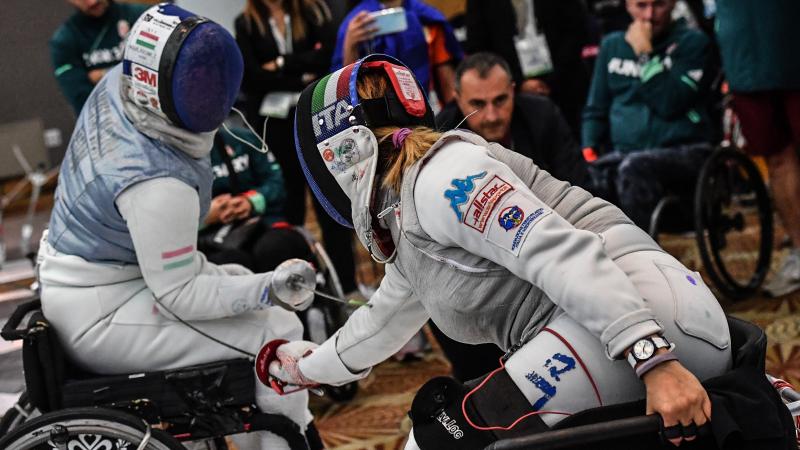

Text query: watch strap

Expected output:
[626,336,673,368]
[635,352,679,379]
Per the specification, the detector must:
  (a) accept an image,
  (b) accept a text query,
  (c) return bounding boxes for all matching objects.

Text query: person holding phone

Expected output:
[234,0,364,299]
[333,0,463,105]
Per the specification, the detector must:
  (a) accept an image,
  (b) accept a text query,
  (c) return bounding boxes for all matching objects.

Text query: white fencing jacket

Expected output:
[299,131,665,385]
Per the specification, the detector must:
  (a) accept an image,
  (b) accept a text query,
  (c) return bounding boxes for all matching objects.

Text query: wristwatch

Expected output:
[626,335,672,369]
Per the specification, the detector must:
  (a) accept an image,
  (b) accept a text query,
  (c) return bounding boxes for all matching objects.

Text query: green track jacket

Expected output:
[50,2,147,114]
[211,128,287,226]
[582,19,713,153]
[716,0,800,92]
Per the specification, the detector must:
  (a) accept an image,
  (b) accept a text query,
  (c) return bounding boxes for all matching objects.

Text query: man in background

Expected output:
[437,52,589,188]
[465,0,591,136]
[51,0,147,113]
[582,0,713,229]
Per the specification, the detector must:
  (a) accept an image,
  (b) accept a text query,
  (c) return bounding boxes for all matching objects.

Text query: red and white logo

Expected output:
[463,175,514,232]
[133,65,157,88]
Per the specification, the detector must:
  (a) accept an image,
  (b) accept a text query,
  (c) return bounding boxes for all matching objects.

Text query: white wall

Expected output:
[175,0,246,34]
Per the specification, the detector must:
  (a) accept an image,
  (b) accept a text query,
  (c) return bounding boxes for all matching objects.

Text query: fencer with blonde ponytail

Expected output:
[356,72,442,193]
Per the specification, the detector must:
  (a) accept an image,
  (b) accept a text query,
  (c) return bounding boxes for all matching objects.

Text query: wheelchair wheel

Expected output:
[0,407,183,450]
[0,391,35,435]
[694,147,773,300]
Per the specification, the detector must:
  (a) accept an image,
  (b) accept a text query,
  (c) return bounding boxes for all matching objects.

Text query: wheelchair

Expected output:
[411,316,799,450]
[0,227,357,449]
[647,144,773,300]
[0,298,311,449]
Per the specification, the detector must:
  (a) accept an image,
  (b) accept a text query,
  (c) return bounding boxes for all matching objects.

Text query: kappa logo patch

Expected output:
[444,171,487,221]
[463,176,514,232]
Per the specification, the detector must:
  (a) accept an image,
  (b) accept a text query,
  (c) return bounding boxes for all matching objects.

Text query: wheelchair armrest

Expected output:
[484,415,662,450]
[1,297,41,341]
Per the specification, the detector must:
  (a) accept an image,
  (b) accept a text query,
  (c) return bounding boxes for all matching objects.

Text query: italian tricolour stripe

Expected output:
[136,31,159,50]
[161,245,194,271]
[310,63,355,117]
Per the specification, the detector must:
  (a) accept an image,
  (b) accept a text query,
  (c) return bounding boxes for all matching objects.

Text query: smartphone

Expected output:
[369,7,408,37]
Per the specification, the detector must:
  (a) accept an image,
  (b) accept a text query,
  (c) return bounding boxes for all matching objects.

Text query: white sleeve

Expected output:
[116,177,272,320]
[415,142,662,359]
[298,263,429,385]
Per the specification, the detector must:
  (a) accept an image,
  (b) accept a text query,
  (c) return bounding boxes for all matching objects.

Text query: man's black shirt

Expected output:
[436,94,589,189]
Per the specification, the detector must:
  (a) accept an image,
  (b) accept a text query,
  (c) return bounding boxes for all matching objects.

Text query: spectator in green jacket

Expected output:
[581,0,714,229]
[51,0,147,114]
[716,0,800,297]
[200,127,314,273]
[208,127,287,227]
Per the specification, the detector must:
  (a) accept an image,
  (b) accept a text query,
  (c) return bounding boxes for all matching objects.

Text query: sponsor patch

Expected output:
[444,171,487,221]
[318,131,366,175]
[486,194,552,256]
[462,176,514,232]
[129,62,160,110]
[436,411,464,439]
[391,66,422,101]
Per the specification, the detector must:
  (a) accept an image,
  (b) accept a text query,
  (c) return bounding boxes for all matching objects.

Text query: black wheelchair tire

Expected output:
[0,407,183,450]
[694,147,773,300]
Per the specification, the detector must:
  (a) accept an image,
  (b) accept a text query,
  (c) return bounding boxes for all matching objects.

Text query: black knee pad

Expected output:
[409,376,491,450]
[409,372,548,450]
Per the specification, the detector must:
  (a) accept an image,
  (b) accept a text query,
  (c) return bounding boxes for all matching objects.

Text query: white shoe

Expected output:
[763,249,800,297]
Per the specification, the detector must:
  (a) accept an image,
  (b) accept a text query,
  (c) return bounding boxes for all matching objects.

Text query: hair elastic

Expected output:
[391,127,413,149]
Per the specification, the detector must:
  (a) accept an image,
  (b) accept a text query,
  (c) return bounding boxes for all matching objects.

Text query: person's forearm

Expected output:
[298,265,428,384]
[636,58,705,119]
[342,44,360,67]
[117,178,273,320]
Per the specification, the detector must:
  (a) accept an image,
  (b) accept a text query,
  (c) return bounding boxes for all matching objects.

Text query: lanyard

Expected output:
[268,14,292,55]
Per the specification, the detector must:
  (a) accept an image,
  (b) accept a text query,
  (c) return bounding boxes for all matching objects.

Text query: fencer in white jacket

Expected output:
[272,54,732,448]
[38,6,315,449]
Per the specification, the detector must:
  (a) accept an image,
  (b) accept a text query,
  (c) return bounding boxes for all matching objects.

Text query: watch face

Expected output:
[633,339,655,360]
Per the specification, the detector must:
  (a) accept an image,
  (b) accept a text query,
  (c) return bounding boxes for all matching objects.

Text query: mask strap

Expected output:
[222,107,270,154]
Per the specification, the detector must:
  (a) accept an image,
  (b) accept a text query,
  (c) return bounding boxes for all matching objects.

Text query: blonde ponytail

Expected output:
[356,72,441,194]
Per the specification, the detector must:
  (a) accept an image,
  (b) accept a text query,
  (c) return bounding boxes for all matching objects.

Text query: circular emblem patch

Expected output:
[499,206,525,231]
[322,148,334,161]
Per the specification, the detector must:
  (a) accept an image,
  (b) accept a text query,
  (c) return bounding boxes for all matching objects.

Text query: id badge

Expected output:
[515,33,553,78]
[259,91,301,119]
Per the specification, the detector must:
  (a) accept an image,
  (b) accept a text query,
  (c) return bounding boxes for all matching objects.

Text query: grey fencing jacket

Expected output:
[298,131,666,385]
